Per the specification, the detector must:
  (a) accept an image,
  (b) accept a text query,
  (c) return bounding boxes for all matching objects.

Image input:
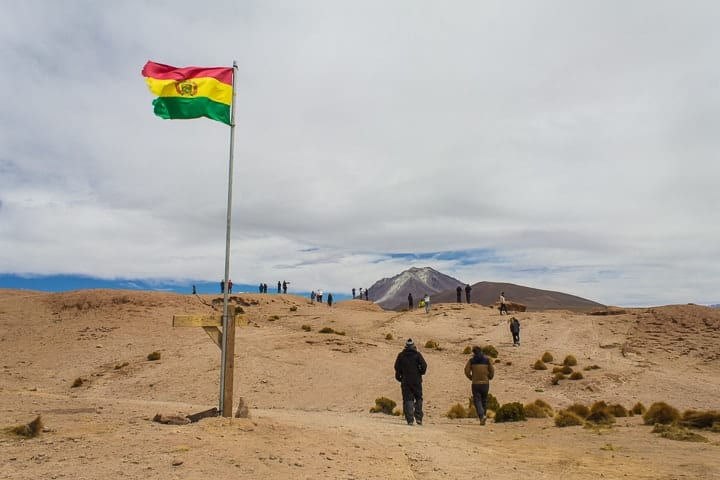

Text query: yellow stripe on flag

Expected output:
[144,76,232,106]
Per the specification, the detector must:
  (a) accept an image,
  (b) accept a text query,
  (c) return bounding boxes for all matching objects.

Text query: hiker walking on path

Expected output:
[465,284,472,303]
[394,339,428,426]
[499,292,509,315]
[423,294,431,313]
[509,317,521,347]
[464,346,495,425]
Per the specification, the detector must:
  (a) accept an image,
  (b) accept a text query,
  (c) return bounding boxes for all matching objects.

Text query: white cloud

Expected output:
[1,1,719,307]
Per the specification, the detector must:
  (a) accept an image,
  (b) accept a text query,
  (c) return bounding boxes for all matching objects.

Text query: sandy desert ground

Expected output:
[1,289,719,479]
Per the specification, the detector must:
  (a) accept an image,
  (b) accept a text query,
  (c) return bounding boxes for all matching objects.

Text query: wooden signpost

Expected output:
[173,305,247,417]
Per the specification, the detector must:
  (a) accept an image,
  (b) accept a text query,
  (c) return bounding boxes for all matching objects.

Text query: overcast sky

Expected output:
[1,1,718,307]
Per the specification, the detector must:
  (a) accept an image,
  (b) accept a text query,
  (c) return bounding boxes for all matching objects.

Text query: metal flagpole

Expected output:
[219,60,238,415]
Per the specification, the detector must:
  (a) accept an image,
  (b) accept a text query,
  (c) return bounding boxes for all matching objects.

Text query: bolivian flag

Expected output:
[142,61,233,125]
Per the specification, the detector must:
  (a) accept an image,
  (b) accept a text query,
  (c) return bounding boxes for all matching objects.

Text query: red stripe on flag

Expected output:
[142,61,233,86]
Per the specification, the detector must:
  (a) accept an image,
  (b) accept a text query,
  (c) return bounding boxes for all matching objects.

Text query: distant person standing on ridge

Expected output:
[220,279,225,294]
[394,339,428,426]
[464,346,495,425]
[277,281,282,294]
[328,293,333,307]
[509,317,521,347]
[352,288,356,299]
[228,279,233,294]
[317,290,324,303]
[365,288,369,301]
[283,280,288,294]
[259,283,263,293]
[192,285,197,295]
[456,286,462,303]
[310,291,316,304]
[263,283,268,293]
[465,284,472,303]
[408,293,414,310]
[423,294,430,313]
[499,292,509,315]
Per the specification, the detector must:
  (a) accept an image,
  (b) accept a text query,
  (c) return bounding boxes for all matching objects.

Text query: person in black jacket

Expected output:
[394,339,428,425]
[465,284,472,303]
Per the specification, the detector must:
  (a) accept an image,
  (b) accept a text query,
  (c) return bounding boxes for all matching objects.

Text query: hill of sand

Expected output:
[1,289,719,479]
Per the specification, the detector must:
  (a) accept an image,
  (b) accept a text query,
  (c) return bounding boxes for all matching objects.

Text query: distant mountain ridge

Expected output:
[368,267,463,310]
[367,267,605,312]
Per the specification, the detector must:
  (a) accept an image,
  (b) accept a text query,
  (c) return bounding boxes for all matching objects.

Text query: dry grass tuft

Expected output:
[424,340,440,350]
[446,403,468,419]
[301,324,312,332]
[289,306,298,312]
[71,377,84,388]
[569,371,584,380]
[583,364,601,371]
[566,403,590,418]
[319,327,346,335]
[608,404,629,417]
[644,402,680,425]
[632,402,647,415]
[463,346,472,354]
[495,402,526,423]
[680,410,720,430]
[533,360,548,370]
[370,397,399,415]
[652,424,708,442]
[481,345,499,358]
[385,333,393,340]
[147,351,161,361]
[551,373,565,385]
[561,365,574,375]
[114,361,129,370]
[541,351,554,363]
[563,355,578,366]
[555,410,584,427]
[10,415,43,438]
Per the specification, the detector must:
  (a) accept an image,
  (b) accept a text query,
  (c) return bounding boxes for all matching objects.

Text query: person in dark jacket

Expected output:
[394,339,428,425]
[509,317,520,346]
[465,284,472,303]
[464,346,495,425]
[456,286,462,303]
[408,293,413,310]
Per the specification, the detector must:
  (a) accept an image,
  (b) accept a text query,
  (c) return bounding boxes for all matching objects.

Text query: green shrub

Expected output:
[561,365,573,375]
[482,345,499,358]
[147,351,161,361]
[370,397,398,415]
[652,424,708,442]
[533,360,547,370]
[644,402,680,425]
[569,371,583,380]
[447,403,468,419]
[494,402,526,423]
[463,346,472,354]
[631,402,646,415]
[301,324,312,331]
[555,410,584,427]
[680,410,720,430]
[567,403,590,418]
[541,351,554,363]
[425,340,440,349]
[551,373,565,385]
[563,355,578,366]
